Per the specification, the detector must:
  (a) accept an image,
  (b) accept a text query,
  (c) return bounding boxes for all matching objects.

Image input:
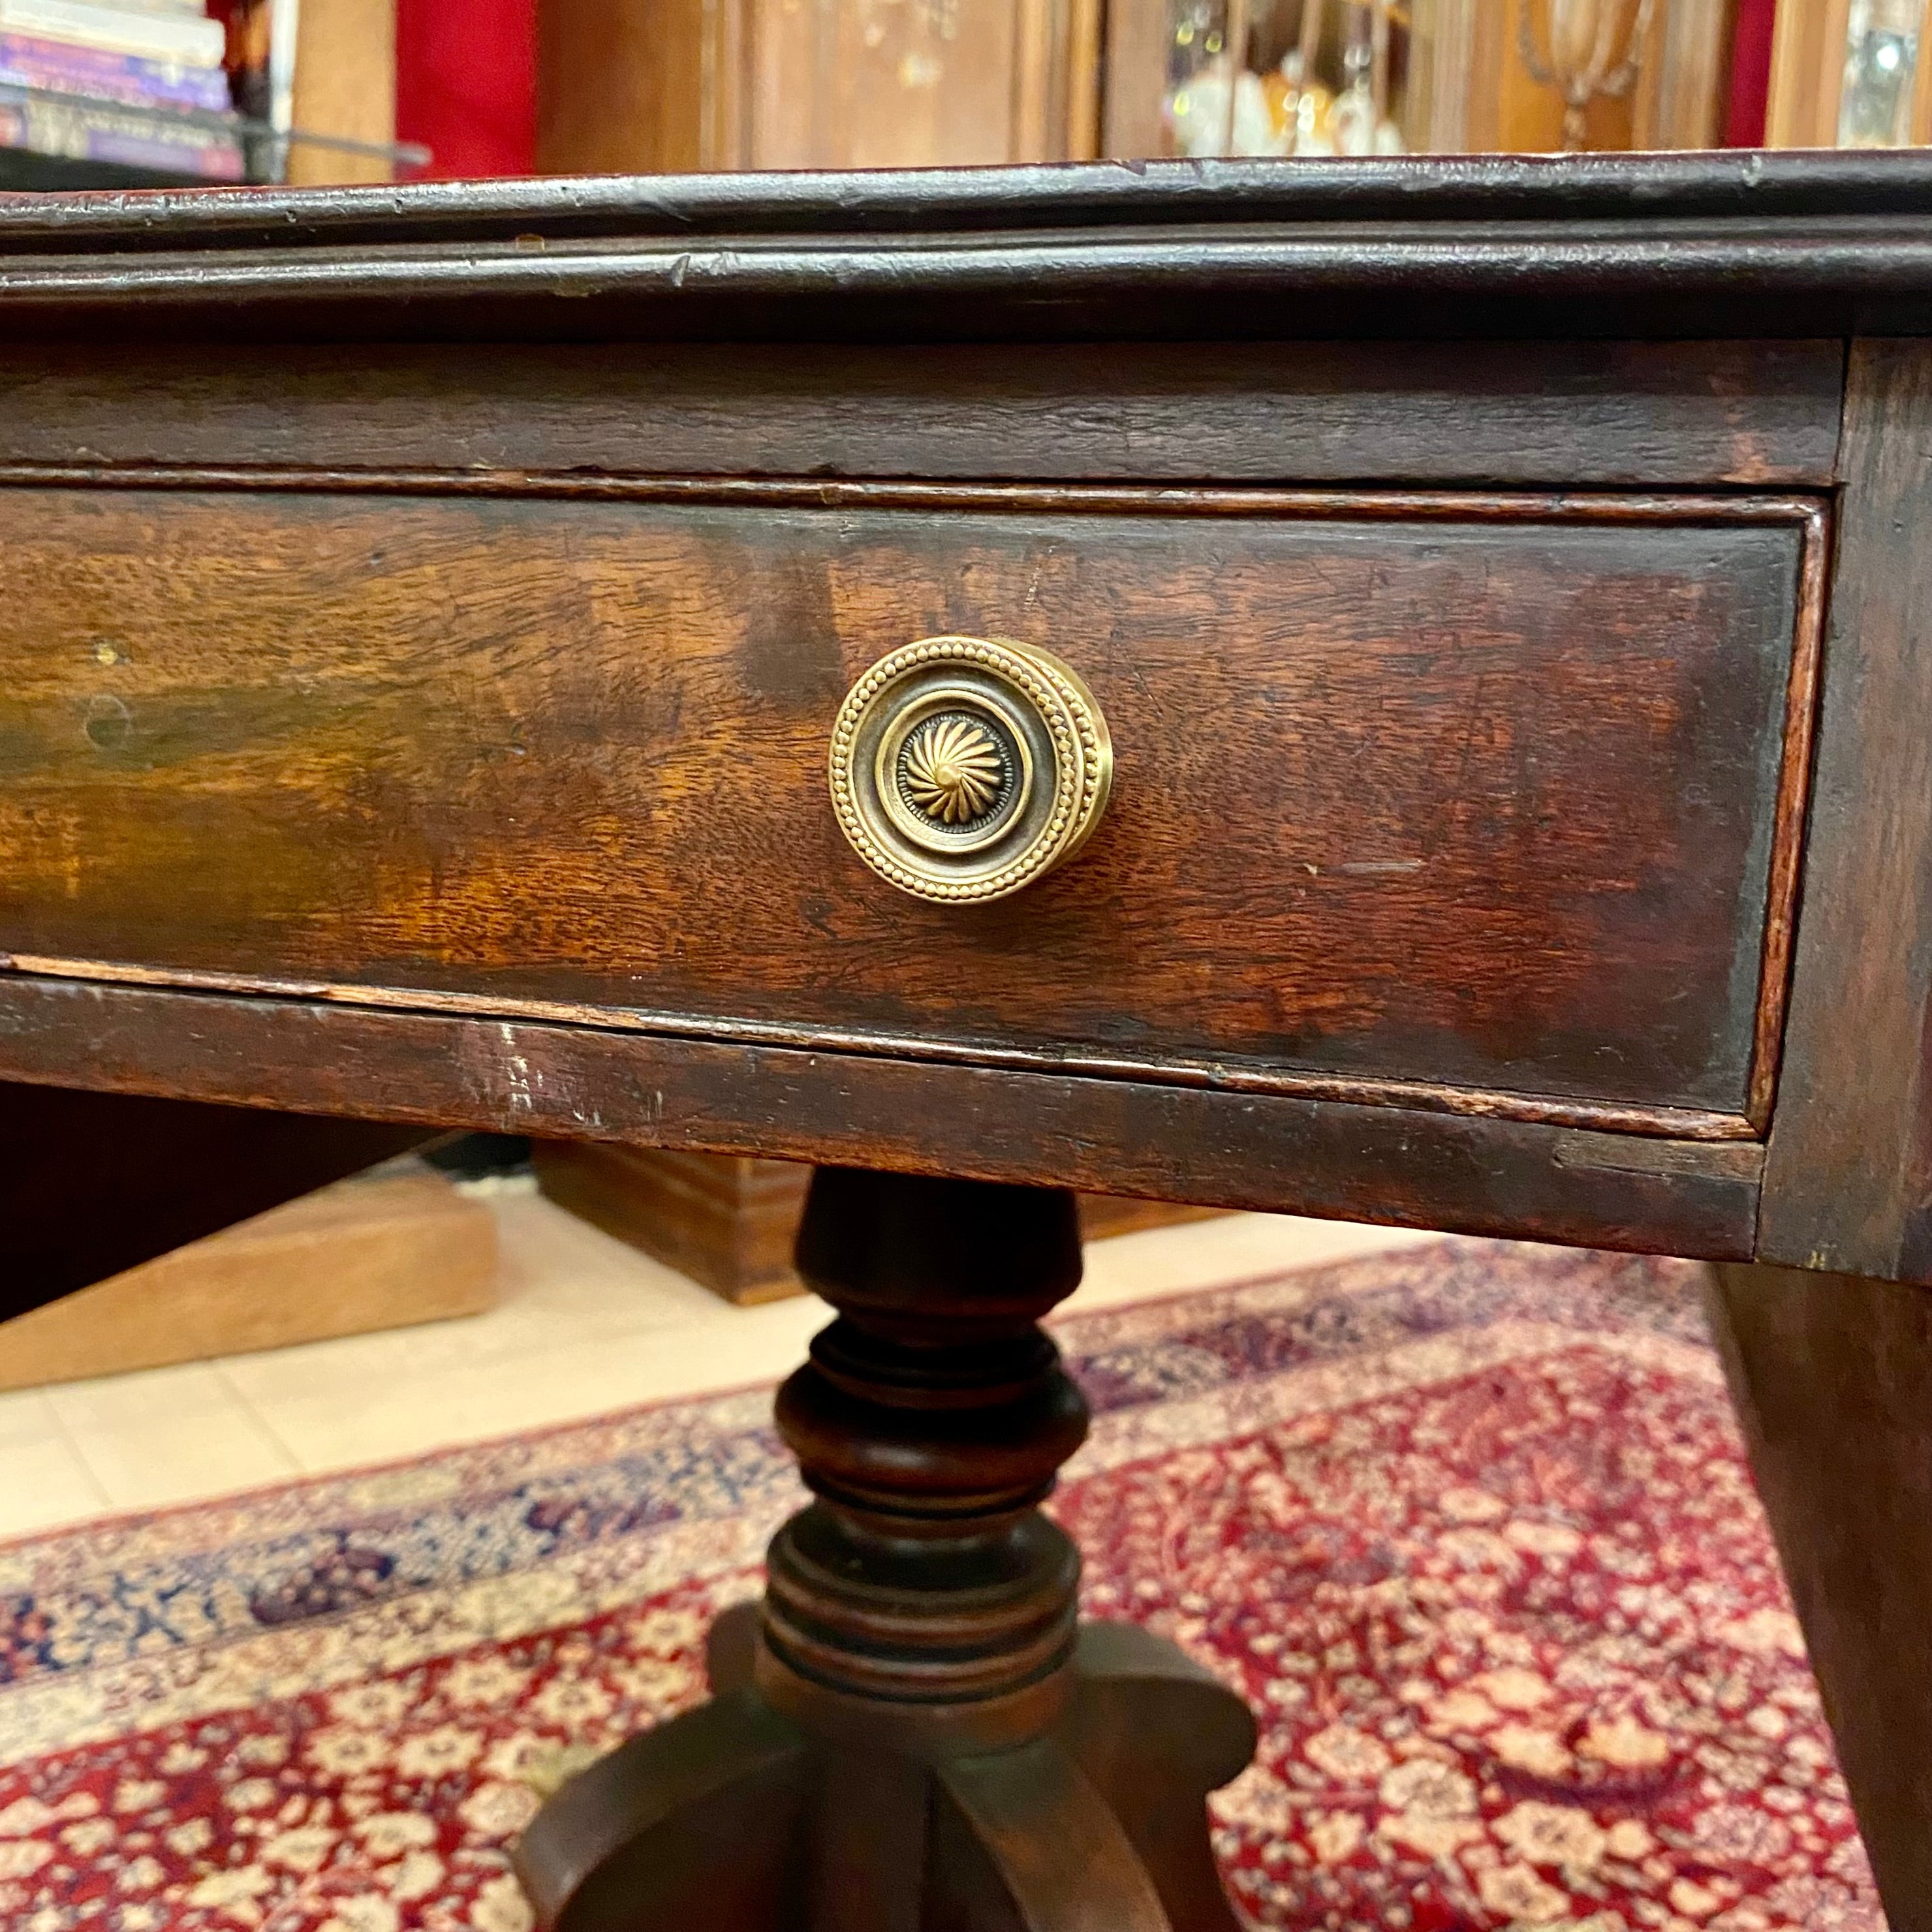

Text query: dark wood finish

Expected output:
[8,150,1932,253]
[1061,1623,1260,1932]
[0,485,1817,1132]
[0,339,1843,488]
[529,1143,1221,1305]
[0,1081,426,1322]
[927,1745,1172,1932]
[1,153,1932,342]
[763,1168,1091,1723]
[512,1687,814,1927]
[0,221,1921,345]
[0,973,1767,1260]
[516,1168,1256,1932]
[0,151,208,191]
[1758,338,1932,1286]
[1707,1262,1932,1931]
[14,155,1932,1925]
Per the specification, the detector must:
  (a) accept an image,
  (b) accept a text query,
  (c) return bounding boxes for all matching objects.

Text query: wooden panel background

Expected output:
[538,0,1086,174]
[0,485,1812,1127]
[538,0,726,174]
[285,0,398,187]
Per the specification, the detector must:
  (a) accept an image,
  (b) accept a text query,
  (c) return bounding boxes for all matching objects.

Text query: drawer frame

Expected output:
[0,469,1829,1145]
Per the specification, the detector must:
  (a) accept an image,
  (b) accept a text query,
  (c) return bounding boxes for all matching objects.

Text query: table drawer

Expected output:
[0,484,1820,1137]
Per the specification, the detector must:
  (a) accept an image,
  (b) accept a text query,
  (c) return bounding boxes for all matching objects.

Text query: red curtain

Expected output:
[396,0,537,179]
[1724,0,1777,145]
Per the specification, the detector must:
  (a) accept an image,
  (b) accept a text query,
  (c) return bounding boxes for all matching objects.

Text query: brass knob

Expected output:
[828,636,1113,903]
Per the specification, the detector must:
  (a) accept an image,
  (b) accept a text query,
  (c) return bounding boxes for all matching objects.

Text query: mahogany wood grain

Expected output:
[0,339,1843,489]
[510,1688,813,1929]
[1707,1262,1932,1929]
[929,1745,1172,1932]
[1063,1623,1257,1932]
[1758,339,1932,1287]
[0,974,1765,1258]
[0,486,1816,1130]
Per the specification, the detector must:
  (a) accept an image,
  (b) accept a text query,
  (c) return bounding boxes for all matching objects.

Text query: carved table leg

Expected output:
[1708,1262,1932,1931]
[516,1166,1256,1931]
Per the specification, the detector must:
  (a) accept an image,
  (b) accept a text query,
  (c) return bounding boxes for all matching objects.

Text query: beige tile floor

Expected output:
[0,1183,1438,1542]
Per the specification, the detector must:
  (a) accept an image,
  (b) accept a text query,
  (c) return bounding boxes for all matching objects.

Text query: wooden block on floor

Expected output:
[532,1143,1222,1305]
[0,1159,499,1392]
[533,1144,809,1305]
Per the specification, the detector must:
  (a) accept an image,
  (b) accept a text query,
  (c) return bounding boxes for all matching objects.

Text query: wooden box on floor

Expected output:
[532,1144,1221,1305]
[0,1160,499,1393]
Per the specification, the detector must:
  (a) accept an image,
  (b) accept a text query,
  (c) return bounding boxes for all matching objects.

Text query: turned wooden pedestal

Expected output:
[530,1143,1223,1306]
[514,1166,1256,1930]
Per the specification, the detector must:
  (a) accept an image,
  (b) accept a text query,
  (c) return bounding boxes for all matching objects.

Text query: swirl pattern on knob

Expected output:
[827,636,1112,903]
[901,714,1008,826]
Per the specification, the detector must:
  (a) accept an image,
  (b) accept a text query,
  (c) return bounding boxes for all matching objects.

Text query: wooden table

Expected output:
[3,151,1931,1929]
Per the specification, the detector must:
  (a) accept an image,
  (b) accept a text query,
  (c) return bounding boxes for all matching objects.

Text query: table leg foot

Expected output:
[514,1168,1258,1931]
[521,1623,1246,1932]
[512,1687,813,1931]
[1065,1623,1257,1932]
[1709,1260,1932,1929]
[705,1598,760,1694]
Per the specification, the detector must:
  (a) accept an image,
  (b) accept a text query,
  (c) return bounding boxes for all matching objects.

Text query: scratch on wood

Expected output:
[1553,1129,1764,1181]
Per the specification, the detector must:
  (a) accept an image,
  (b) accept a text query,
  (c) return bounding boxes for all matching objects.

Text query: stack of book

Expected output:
[0,0,243,180]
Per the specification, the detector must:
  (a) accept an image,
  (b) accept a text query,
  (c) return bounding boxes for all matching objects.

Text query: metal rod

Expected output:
[1223,0,1251,151]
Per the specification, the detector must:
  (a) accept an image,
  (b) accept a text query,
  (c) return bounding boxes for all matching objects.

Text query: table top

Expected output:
[0,151,1927,1286]
[2,149,1932,340]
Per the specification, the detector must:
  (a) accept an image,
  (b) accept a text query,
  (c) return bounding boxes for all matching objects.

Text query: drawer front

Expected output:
[0,485,1818,1132]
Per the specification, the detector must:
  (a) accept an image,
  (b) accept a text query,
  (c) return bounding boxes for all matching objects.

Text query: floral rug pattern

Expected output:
[0,1237,1882,1931]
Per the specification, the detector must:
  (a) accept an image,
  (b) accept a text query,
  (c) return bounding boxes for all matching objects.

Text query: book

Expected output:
[0,91,242,175]
[0,0,225,66]
[0,32,230,109]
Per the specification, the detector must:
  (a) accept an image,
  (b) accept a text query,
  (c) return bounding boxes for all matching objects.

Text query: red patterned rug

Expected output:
[0,1238,1882,1931]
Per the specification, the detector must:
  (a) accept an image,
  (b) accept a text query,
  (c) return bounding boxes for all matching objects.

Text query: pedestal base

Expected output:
[514,1166,1258,1932]
[516,1611,1254,1932]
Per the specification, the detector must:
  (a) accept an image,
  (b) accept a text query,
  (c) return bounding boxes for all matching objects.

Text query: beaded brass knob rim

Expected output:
[828,636,1113,903]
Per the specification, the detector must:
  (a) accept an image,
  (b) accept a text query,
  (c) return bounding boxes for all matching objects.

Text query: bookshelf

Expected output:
[0,0,422,188]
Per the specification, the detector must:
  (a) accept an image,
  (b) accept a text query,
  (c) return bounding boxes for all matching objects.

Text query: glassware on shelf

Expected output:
[1837,0,1927,145]
[1516,0,1655,151]
[1163,0,1411,159]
